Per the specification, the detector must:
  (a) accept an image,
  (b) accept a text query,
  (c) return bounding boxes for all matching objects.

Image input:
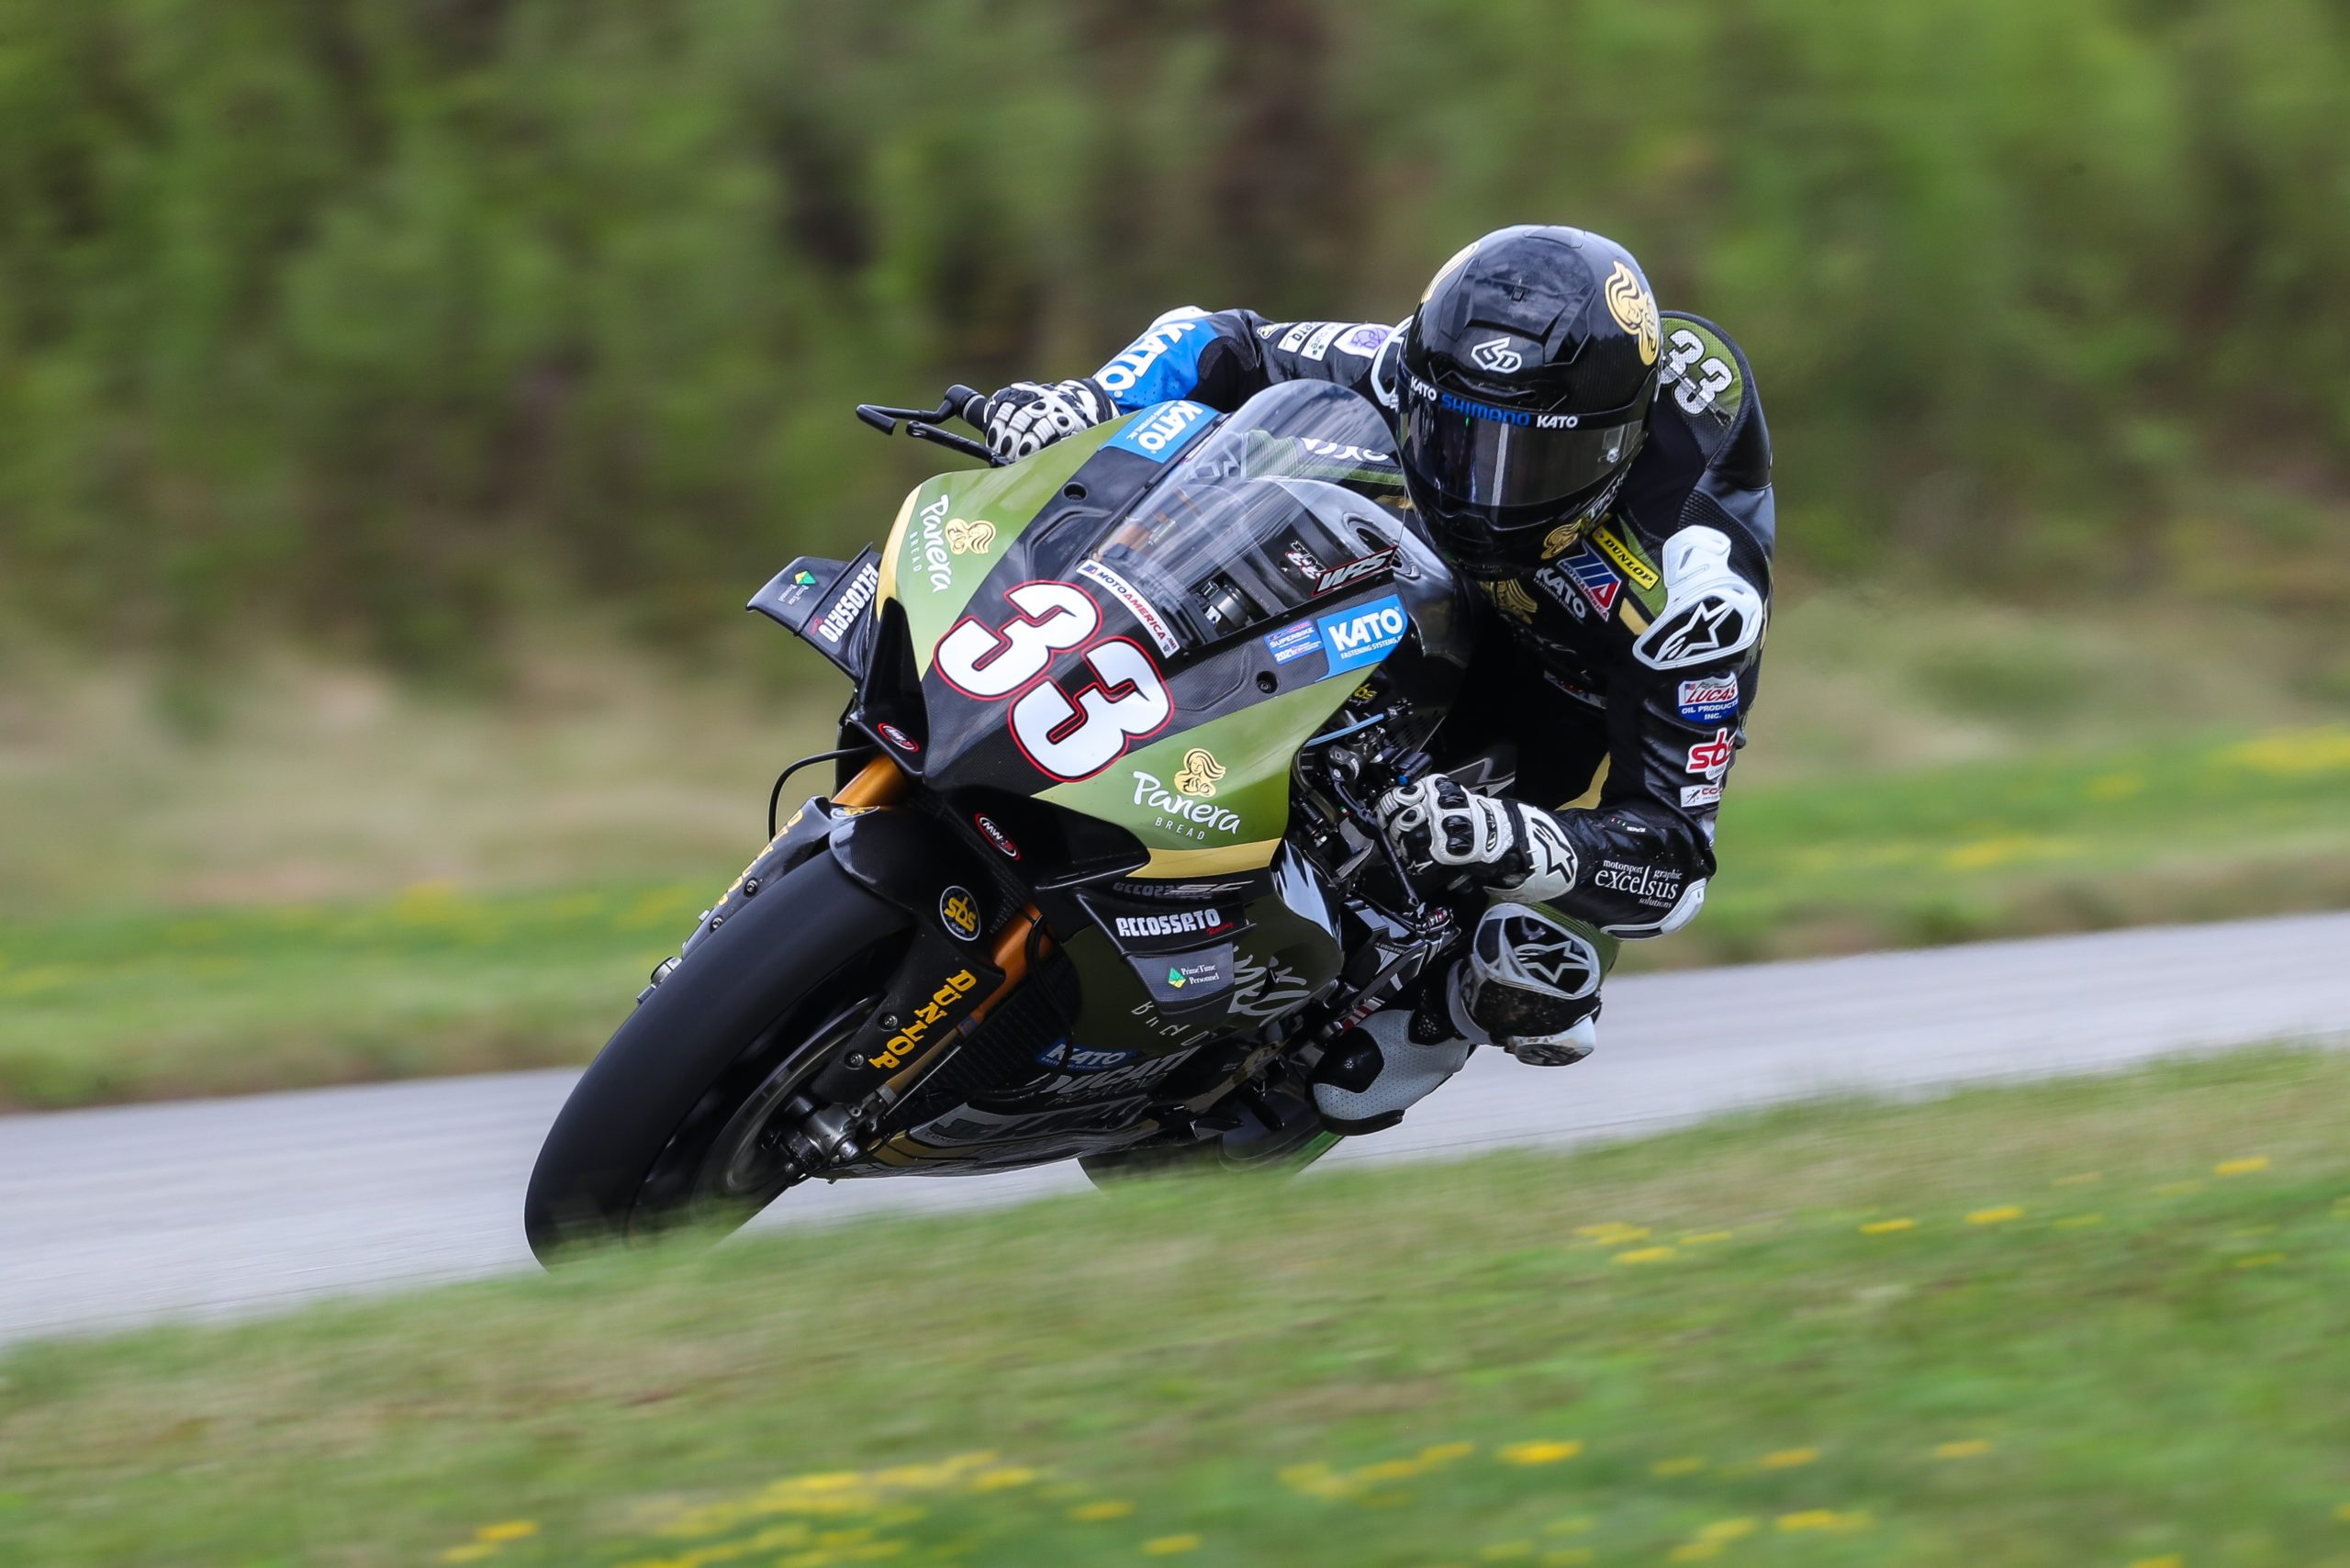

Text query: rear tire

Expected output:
[523,854,910,1263]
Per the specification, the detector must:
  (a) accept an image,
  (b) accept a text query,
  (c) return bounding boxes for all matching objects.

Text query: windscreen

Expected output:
[1081,382,1411,646]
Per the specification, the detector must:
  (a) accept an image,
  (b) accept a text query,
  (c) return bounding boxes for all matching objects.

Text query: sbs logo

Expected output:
[1172,747,1225,798]
[1603,261,1661,365]
[938,886,980,941]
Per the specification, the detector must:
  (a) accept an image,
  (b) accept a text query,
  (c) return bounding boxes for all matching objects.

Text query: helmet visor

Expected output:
[1398,390,1643,514]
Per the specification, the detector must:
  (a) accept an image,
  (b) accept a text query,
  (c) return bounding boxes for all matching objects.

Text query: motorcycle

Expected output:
[524,379,1488,1261]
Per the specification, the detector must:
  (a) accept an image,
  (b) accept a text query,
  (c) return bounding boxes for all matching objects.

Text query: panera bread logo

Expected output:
[1133,770,1241,834]
[1172,747,1225,797]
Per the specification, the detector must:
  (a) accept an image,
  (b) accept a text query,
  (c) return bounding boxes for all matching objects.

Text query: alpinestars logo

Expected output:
[1471,337,1524,374]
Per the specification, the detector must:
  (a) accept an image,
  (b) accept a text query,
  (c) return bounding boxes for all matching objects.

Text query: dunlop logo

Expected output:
[870,970,980,1070]
[1593,527,1659,591]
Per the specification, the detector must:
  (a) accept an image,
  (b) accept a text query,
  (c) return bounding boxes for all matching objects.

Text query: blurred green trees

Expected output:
[2,0,2344,665]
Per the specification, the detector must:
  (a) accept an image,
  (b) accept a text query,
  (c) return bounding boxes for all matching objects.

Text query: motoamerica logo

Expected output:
[1132,770,1241,836]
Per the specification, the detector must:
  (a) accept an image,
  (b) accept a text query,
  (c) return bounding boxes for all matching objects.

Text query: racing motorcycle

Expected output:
[524,379,1489,1261]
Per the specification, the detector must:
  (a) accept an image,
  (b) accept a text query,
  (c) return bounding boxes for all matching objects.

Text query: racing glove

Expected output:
[1378,774,1580,905]
[975,378,1116,461]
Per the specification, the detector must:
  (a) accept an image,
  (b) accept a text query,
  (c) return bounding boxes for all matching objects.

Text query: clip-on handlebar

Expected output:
[853,385,1005,467]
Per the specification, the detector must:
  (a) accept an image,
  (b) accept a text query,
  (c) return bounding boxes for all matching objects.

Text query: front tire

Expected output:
[523,854,910,1263]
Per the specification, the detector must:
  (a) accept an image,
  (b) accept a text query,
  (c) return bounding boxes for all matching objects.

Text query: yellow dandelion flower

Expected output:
[475,1521,539,1543]
[2234,1252,2287,1269]
[1778,1510,1870,1533]
[1966,1206,2023,1226]
[1666,1543,1720,1563]
[438,1549,495,1565]
[1860,1218,1916,1235]
[1071,1501,1136,1522]
[1652,1456,1708,1477]
[1357,1458,1423,1483]
[1616,1246,1678,1264]
[2213,1157,2269,1177]
[2125,1556,2182,1568]
[1760,1448,1818,1469]
[1420,1441,1477,1465]
[1499,1440,1584,1465]
[1698,1518,1758,1542]
[2333,1501,2350,1522]
[1933,1439,1992,1460]
[971,1466,1037,1491]
[1142,1534,1202,1555]
[2053,1214,2105,1230]
[2087,774,2143,801]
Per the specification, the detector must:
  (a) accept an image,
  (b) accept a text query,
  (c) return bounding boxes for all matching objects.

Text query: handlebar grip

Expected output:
[947,385,988,429]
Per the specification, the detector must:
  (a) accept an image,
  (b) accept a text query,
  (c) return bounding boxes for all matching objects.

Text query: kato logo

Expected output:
[938,886,981,941]
[1315,593,1409,674]
[1105,398,1212,462]
[869,969,981,1070]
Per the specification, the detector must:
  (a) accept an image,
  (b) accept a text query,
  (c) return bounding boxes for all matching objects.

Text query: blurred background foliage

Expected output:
[4,0,2347,671]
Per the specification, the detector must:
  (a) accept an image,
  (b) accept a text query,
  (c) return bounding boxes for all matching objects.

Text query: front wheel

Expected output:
[523,854,911,1263]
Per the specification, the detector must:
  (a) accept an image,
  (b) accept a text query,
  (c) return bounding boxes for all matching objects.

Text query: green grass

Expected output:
[6,724,2347,1111]
[5,1050,2349,1566]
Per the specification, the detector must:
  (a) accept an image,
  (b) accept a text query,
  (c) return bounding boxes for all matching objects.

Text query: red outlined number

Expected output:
[934,581,1099,698]
[1011,637,1173,781]
[934,586,1175,782]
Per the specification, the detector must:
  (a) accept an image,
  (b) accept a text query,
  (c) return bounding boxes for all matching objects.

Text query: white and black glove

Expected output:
[975,378,1116,461]
[1378,774,1580,905]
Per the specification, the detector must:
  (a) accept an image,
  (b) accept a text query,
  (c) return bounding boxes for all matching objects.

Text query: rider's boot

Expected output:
[1308,905,1608,1133]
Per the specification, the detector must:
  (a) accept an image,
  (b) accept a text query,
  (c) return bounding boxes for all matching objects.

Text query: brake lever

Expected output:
[853,386,1006,467]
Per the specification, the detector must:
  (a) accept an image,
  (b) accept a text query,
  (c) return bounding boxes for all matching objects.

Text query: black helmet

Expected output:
[1395,225,1661,579]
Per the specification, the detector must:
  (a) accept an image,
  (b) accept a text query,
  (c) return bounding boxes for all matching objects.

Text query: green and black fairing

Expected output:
[749,383,1476,1174]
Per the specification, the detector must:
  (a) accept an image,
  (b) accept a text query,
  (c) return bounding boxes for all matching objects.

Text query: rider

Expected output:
[974,225,1774,1135]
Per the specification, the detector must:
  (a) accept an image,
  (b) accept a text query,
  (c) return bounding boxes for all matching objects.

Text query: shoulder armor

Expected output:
[1632,526,1766,672]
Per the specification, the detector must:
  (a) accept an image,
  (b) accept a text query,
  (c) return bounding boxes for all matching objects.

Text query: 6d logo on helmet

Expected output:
[871,969,981,1070]
[938,885,980,941]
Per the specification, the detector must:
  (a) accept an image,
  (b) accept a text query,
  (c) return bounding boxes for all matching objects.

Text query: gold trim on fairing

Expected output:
[1134,839,1284,876]
[1619,601,1651,635]
[874,485,923,608]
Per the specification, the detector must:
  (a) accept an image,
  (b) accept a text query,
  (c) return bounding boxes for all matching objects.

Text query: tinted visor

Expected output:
[1398,390,1641,513]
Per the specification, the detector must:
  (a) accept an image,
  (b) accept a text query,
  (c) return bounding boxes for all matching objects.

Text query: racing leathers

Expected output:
[1002,302,1775,1122]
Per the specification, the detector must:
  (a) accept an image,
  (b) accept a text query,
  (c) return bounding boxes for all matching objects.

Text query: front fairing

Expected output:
[867,383,1467,879]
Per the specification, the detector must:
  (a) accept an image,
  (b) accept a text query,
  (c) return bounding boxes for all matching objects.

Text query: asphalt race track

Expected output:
[5,912,2346,1347]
